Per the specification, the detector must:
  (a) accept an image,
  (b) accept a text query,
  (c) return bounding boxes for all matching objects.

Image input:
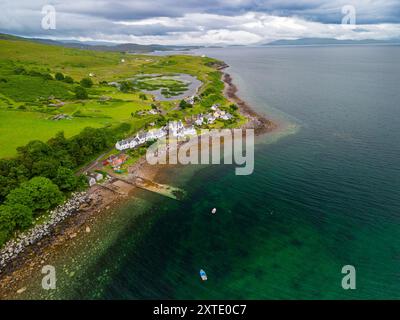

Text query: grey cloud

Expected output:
[0,0,399,44]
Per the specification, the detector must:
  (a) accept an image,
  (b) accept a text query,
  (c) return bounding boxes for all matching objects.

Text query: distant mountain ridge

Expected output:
[264,38,400,46]
[0,33,201,53]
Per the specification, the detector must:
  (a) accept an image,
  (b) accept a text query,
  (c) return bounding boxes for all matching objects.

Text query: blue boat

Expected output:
[200,269,207,281]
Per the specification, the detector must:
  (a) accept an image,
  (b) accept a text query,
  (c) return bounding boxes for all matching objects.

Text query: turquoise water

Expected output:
[66,46,399,299]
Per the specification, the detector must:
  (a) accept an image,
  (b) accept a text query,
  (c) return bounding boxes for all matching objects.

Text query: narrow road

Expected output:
[76,147,114,175]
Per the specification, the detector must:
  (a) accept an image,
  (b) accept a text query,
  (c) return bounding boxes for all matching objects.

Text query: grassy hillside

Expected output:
[0,37,238,158]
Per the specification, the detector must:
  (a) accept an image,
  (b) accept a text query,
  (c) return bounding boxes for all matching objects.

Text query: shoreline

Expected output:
[0,68,278,299]
[222,71,277,135]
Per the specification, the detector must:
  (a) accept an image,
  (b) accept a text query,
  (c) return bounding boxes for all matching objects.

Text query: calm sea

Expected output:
[53,46,400,299]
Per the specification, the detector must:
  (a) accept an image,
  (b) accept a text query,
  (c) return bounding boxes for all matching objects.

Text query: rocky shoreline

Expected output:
[0,192,90,273]
[223,71,277,134]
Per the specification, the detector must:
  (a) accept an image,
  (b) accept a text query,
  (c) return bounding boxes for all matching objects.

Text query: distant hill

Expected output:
[0,33,201,53]
[264,38,400,46]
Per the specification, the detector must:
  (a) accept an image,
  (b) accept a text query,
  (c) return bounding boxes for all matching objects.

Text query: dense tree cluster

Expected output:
[0,123,131,246]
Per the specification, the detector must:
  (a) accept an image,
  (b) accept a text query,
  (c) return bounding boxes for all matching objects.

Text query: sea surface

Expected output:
[42,46,400,299]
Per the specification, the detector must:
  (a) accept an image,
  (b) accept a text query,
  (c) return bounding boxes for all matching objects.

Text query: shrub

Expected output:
[229,104,238,111]
[80,77,93,88]
[55,72,65,81]
[14,67,27,75]
[74,86,88,99]
[120,81,133,93]
[64,76,74,84]
[42,73,54,81]
[179,100,192,109]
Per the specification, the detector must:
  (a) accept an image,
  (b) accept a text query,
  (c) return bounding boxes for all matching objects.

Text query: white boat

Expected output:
[200,269,207,281]
[211,208,217,214]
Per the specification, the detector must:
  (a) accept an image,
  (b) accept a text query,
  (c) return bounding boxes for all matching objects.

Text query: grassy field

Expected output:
[0,110,105,157]
[0,37,241,158]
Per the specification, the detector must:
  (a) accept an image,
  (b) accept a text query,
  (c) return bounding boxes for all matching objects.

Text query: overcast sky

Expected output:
[1,0,400,45]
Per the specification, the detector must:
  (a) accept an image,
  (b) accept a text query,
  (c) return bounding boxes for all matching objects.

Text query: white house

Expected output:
[116,139,130,151]
[87,176,96,187]
[211,104,220,111]
[205,113,216,124]
[148,109,158,115]
[169,120,184,137]
[221,113,233,121]
[194,114,204,126]
[129,138,138,149]
[86,172,103,186]
[186,95,196,105]
[152,127,167,139]
[137,132,147,144]
[183,126,197,136]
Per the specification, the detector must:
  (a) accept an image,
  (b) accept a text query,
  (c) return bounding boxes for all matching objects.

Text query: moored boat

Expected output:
[200,269,207,281]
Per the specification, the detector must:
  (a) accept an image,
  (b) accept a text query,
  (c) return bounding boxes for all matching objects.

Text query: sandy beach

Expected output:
[0,69,277,299]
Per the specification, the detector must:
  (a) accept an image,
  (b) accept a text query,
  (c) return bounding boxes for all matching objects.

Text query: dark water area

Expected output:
[62,46,399,299]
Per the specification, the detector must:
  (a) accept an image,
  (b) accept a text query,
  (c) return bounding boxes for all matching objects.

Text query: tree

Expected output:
[179,100,192,109]
[229,104,238,111]
[55,72,65,81]
[0,204,33,246]
[6,177,64,213]
[80,77,93,88]
[74,86,88,99]
[31,159,60,179]
[64,76,74,84]
[120,81,133,93]
[139,93,147,100]
[0,205,15,245]
[0,204,33,230]
[54,167,77,191]
[42,73,54,81]
[17,140,52,173]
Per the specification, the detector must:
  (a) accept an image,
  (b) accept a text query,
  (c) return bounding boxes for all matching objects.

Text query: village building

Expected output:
[185,95,196,105]
[87,176,96,187]
[183,126,197,136]
[115,108,237,153]
[137,132,147,144]
[210,104,220,111]
[115,139,131,151]
[86,172,103,186]
[168,120,184,137]
[194,114,204,126]
[221,113,233,121]
[204,113,216,124]
[148,109,158,115]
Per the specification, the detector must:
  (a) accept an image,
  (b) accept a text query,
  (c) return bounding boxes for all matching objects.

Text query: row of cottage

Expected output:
[116,121,195,151]
[116,105,234,151]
